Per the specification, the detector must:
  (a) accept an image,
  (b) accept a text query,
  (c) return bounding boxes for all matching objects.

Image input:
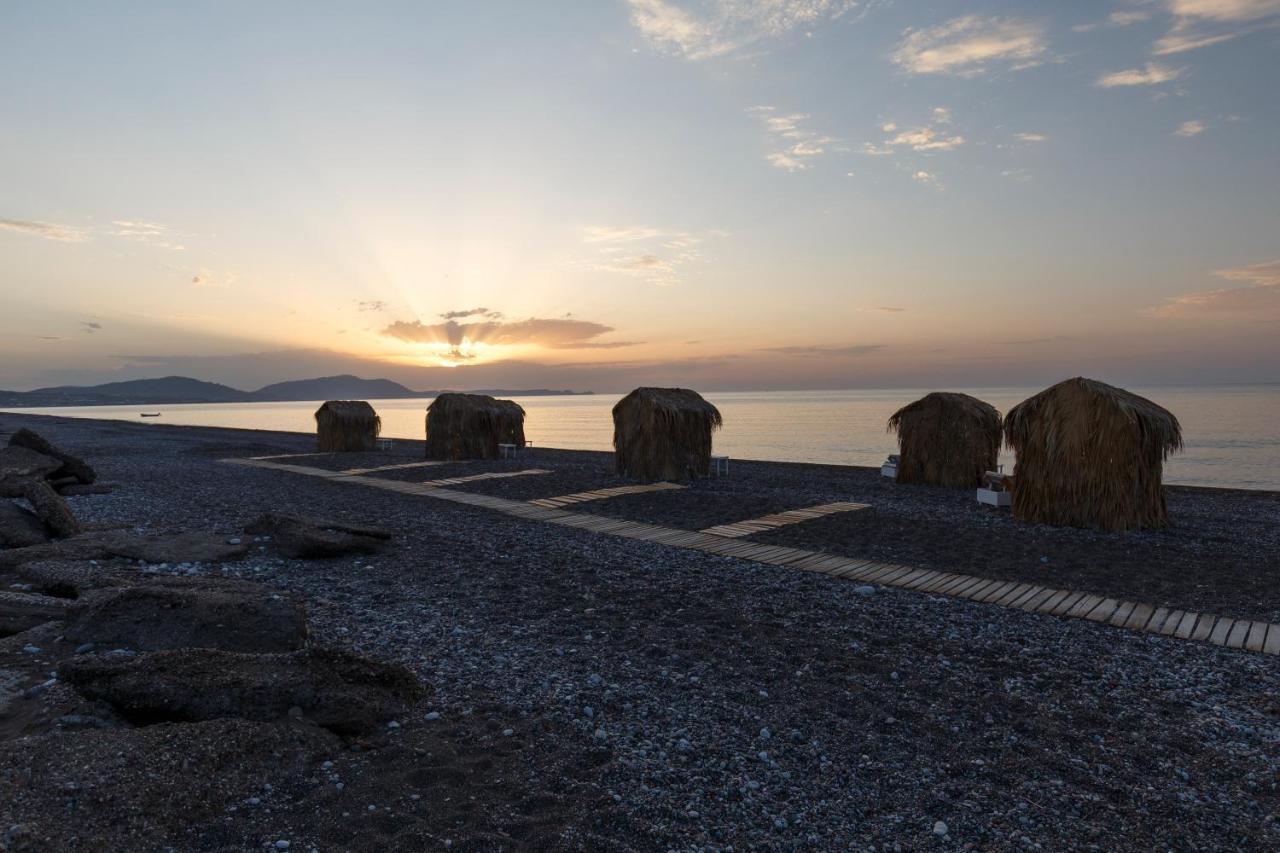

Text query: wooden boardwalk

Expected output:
[700,501,870,538]
[223,457,1280,656]
[529,481,684,508]
[341,460,451,475]
[421,469,550,487]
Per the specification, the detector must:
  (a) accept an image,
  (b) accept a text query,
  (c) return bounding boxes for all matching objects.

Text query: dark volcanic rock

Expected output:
[55,483,113,497]
[62,647,421,734]
[0,446,61,496]
[14,559,132,597]
[64,576,308,653]
[245,511,392,558]
[9,428,96,484]
[0,589,69,636]
[97,531,250,563]
[0,501,50,548]
[19,479,82,539]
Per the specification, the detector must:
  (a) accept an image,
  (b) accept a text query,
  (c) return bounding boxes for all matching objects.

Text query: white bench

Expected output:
[976,468,1012,507]
[709,455,729,476]
[499,441,531,459]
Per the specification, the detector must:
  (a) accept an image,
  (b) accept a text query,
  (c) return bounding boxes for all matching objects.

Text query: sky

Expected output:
[1,0,1278,392]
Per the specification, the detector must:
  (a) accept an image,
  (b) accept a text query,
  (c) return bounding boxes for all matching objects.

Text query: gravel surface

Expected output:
[2,413,1279,851]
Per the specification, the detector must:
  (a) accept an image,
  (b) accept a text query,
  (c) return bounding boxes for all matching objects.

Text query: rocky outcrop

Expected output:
[0,502,50,548]
[62,646,420,734]
[246,512,392,558]
[8,428,96,485]
[64,576,308,653]
[20,480,82,539]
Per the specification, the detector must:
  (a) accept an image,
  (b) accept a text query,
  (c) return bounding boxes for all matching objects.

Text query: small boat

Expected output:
[139,412,161,418]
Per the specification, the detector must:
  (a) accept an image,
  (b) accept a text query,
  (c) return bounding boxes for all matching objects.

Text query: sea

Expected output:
[5,386,1279,491]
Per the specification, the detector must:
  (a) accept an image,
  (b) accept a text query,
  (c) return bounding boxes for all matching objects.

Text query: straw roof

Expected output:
[314,400,380,452]
[424,392,526,460]
[1003,377,1183,531]
[613,387,722,481]
[887,392,1001,489]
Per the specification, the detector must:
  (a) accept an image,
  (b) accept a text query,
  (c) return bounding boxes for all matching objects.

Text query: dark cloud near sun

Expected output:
[80,321,102,334]
[439,307,503,320]
[382,315,639,354]
[762,344,885,358]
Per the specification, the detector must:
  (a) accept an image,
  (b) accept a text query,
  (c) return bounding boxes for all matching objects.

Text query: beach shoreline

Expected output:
[2,411,1278,850]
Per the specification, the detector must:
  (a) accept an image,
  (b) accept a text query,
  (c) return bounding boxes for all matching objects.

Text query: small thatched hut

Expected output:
[315,400,380,452]
[424,393,526,460]
[1003,377,1183,532]
[613,387,722,481]
[887,392,1001,488]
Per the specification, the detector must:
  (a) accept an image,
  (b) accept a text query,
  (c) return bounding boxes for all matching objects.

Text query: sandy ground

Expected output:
[1,412,1278,852]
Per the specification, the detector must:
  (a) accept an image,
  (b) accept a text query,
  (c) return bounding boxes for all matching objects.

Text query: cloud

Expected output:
[0,218,88,243]
[111,219,185,250]
[81,321,102,334]
[762,343,885,357]
[912,170,940,187]
[747,106,840,171]
[1155,260,1280,316]
[884,126,965,151]
[1096,62,1183,86]
[191,268,237,287]
[577,225,716,285]
[582,225,665,243]
[1014,132,1048,142]
[1073,10,1152,31]
[381,316,638,359]
[892,17,1047,76]
[1154,0,1280,53]
[358,300,387,312]
[858,306,906,313]
[626,0,859,60]
[1175,119,1207,136]
[439,307,502,320]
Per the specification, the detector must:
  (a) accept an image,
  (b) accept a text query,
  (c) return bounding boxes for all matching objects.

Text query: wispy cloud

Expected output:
[883,126,965,152]
[440,307,502,320]
[577,225,719,285]
[1175,119,1207,136]
[1014,132,1048,142]
[111,219,185,250]
[81,321,102,334]
[892,17,1047,77]
[912,170,941,187]
[1155,260,1280,316]
[1096,62,1183,86]
[762,343,885,357]
[627,0,858,61]
[0,217,88,243]
[191,268,238,288]
[382,315,637,360]
[747,106,840,171]
[1155,0,1280,54]
[1073,10,1152,32]
[358,300,387,312]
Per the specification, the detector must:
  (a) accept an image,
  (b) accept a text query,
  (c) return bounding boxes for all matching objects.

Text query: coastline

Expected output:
[2,411,1279,849]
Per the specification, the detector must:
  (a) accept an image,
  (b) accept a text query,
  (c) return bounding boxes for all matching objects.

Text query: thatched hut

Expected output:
[1003,377,1183,532]
[424,392,526,460]
[613,387,722,481]
[314,400,380,452]
[886,392,1001,488]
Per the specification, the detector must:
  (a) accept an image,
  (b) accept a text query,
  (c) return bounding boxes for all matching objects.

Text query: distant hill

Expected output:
[0,374,593,407]
[249,375,420,401]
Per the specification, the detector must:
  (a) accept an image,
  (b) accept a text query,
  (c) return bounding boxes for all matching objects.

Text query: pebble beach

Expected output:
[2,412,1279,851]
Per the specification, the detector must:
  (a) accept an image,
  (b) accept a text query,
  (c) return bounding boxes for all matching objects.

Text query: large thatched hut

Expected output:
[1003,377,1182,532]
[424,392,526,460]
[315,400,380,452]
[887,392,1001,488]
[613,387,722,481]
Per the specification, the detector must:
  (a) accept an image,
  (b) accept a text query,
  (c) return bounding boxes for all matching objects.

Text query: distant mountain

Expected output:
[249,375,420,401]
[0,374,593,407]
[10,376,248,406]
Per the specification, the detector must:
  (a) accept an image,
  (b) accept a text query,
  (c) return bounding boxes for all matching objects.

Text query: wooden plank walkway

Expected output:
[341,460,451,475]
[700,501,871,538]
[222,457,1279,656]
[421,469,550,487]
[529,481,685,508]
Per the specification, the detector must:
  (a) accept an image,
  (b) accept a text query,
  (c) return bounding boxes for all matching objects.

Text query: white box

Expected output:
[976,487,1012,507]
[881,464,897,479]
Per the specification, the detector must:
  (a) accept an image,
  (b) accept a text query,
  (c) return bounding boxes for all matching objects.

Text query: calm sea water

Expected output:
[5,386,1278,490]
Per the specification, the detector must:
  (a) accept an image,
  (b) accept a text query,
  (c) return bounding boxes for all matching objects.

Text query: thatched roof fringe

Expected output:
[613,387,722,481]
[1002,377,1183,531]
[886,392,1001,489]
[424,393,526,460]
[315,400,380,452]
